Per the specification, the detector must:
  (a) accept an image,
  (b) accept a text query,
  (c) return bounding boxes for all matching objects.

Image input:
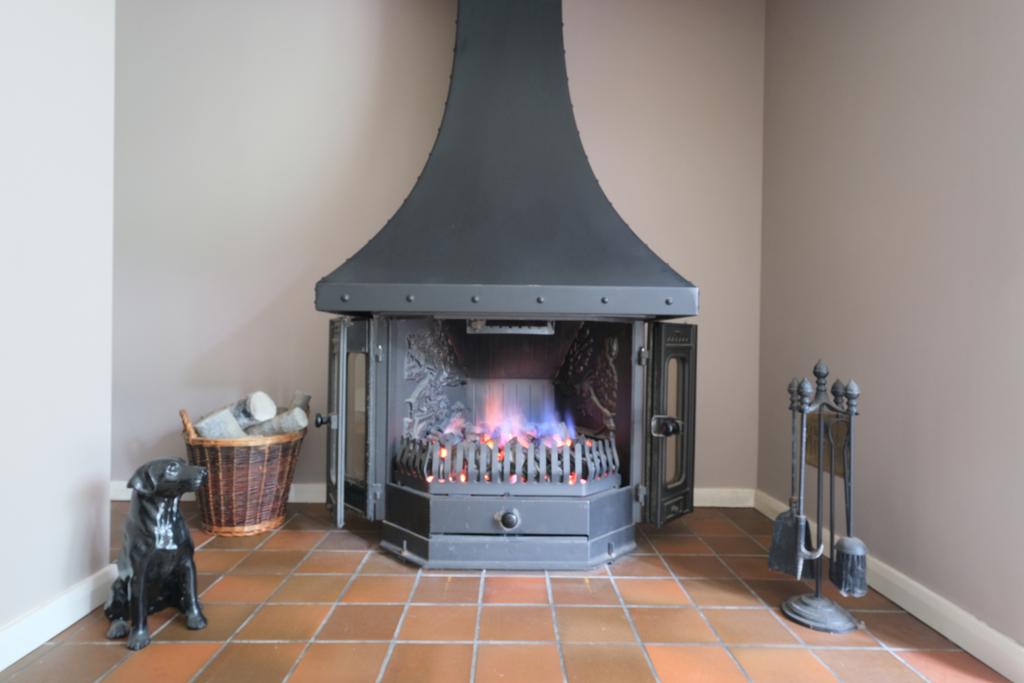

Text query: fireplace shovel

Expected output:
[769,502,822,580]
[769,380,824,579]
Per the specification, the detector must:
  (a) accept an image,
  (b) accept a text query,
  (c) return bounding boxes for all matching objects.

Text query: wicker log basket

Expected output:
[180,409,306,536]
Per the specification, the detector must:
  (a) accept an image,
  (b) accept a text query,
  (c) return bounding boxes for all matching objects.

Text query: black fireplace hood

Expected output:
[315,0,698,319]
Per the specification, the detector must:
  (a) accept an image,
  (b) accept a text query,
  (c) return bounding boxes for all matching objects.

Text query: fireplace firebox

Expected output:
[314,0,700,569]
[320,316,695,569]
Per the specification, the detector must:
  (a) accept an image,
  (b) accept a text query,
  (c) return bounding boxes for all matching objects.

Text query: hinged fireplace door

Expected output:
[645,323,697,526]
[326,317,384,526]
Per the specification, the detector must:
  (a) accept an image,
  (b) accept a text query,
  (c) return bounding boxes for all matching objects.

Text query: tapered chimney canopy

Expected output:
[315,0,698,319]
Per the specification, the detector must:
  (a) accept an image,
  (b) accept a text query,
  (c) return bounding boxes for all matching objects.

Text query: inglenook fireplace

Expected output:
[313,0,699,569]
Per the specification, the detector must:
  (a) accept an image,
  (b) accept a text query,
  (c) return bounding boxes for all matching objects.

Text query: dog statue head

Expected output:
[128,458,208,498]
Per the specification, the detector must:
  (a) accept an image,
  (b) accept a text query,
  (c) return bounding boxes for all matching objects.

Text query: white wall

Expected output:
[0,0,115,662]
[112,0,766,490]
[760,0,1024,646]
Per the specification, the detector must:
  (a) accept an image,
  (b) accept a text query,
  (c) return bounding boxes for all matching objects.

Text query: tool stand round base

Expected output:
[781,594,859,633]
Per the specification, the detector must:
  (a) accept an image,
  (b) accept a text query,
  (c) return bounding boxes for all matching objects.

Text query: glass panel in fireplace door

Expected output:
[345,354,368,483]
[646,323,697,526]
[324,317,375,527]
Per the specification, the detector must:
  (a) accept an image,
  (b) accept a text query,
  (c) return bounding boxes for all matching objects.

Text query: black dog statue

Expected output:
[105,458,208,650]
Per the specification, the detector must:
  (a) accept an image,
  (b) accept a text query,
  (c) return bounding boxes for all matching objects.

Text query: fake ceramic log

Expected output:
[245,407,309,436]
[193,408,246,439]
[289,391,312,412]
[227,391,277,429]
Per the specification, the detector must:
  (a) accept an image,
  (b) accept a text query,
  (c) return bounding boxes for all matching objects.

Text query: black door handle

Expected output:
[650,415,682,437]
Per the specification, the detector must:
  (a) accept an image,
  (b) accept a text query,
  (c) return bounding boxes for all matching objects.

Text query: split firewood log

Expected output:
[193,408,247,439]
[217,391,277,429]
[271,392,311,417]
[245,407,309,436]
[287,391,311,413]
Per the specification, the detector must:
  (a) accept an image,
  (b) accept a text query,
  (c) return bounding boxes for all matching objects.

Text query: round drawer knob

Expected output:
[499,510,520,530]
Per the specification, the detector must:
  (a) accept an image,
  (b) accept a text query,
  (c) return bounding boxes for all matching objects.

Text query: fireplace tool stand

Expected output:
[778,361,865,633]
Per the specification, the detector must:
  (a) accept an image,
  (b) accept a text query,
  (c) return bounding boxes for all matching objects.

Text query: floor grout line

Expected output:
[544,571,571,683]
[373,566,424,683]
[878,648,938,682]
[80,648,131,683]
[180,512,325,683]
[637,524,755,683]
[722,557,844,681]
[21,637,959,652]
[279,546,371,683]
[469,570,485,683]
[606,565,663,683]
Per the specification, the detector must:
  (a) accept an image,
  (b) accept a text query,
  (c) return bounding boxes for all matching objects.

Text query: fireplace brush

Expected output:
[829,381,868,597]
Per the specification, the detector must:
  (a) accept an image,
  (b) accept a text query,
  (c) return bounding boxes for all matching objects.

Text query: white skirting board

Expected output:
[693,487,756,508]
[0,563,116,672]
[111,482,754,506]
[109,481,324,503]
[754,490,1024,683]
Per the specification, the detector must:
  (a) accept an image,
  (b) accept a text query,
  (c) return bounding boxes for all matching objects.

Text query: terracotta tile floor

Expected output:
[0,503,1008,682]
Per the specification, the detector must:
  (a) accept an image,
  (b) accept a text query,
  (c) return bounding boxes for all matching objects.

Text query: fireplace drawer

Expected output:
[384,483,633,537]
[431,496,590,535]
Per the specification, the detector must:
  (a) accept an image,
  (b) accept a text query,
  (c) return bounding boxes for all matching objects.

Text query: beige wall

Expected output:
[0,0,114,630]
[113,0,457,484]
[113,0,766,489]
[566,0,765,489]
[760,0,1024,643]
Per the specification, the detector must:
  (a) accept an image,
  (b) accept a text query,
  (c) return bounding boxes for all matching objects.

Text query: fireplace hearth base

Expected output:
[380,484,636,570]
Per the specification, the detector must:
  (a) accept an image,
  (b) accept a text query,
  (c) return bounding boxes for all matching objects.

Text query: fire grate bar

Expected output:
[394,435,620,494]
